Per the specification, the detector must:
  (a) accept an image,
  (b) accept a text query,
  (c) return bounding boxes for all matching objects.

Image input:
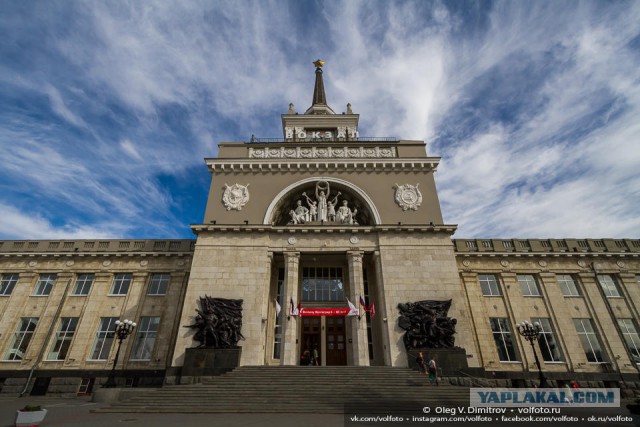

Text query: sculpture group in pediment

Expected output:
[288,181,358,225]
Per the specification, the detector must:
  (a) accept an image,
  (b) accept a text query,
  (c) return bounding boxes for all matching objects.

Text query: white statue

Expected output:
[327,193,340,222]
[302,192,318,221]
[289,200,309,224]
[336,200,357,225]
[316,181,330,222]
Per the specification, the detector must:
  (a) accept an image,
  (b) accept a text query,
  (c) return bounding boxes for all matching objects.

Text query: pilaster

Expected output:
[282,252,300,365]
[347,251,369,366]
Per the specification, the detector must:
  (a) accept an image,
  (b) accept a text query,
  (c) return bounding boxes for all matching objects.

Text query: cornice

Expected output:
[190,223,457,235]
[204,157,440,173]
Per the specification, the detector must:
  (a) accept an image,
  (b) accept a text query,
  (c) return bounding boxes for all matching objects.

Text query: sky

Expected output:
[1,0,639,240]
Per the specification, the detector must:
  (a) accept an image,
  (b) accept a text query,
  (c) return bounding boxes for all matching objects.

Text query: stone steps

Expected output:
[95,366,470,413]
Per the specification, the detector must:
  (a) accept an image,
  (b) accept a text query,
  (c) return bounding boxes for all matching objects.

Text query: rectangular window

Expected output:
[77,378,95,396]
[574,318,607,363]
[532,318,563,362]
[617,319,640,364]
[597,274,621,298]
[5,317,38,361]
[490,318,518,362]
[72,273,94,296]
[301,267,344,302]
[0,273,19,296]
[130,317,160,360]
[33,273,57,296]
[110,273,132,295]
[147,273,169,295]
[518,274,541,296]
[479,274,501,296]
[557,274,581,297]
[89,317,118,360]
[47,317,79,360]
[273,268,284,359]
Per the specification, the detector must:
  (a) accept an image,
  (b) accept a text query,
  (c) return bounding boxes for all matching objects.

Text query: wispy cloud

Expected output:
[0,1,638,239]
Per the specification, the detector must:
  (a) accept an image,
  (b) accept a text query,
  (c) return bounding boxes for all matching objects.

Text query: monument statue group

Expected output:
[289,181,358,225]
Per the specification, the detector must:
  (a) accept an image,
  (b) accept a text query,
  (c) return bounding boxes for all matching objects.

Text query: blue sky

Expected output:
[1,1,639,240]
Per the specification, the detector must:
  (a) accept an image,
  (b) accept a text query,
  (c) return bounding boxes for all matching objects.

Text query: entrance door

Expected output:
[326,317,347,365]
[301,317,321,365]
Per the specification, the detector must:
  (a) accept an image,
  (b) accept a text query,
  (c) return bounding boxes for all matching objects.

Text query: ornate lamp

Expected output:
[103,319,136,388]
[516,320,548,388]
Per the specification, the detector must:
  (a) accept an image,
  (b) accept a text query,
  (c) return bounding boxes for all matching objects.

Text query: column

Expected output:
[281,251,300,365]
[347,251,369,366]
[372,251,391,366]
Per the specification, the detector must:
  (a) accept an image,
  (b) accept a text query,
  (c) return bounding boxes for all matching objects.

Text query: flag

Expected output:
[359,295,366,309]
[297,302,303,316]
[369,302,375,317]
[289,297,299,316]
[346,298,359,317]
[275,298,281,317]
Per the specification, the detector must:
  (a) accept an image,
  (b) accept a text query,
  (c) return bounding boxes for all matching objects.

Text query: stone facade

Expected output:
[0,64,638,396]
[0,239,192,395]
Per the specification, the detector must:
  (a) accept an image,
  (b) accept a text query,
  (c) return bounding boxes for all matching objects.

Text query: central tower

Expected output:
[172,61,478,370]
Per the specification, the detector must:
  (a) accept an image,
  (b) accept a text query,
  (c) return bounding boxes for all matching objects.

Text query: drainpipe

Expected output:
[20,278,73,397]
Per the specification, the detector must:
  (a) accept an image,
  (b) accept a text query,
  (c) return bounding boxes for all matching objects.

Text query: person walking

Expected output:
[428,357,438,385]
[416,352,427,377]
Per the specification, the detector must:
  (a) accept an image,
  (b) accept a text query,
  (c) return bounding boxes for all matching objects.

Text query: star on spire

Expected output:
[313,59,325,69]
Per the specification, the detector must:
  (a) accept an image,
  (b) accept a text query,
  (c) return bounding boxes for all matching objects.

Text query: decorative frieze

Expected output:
[248,146,397,159]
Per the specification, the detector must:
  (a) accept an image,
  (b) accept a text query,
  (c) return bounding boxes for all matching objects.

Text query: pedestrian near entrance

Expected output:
[313,345,319,366]
[415,352,427,376]
[428,358,438,385]
[301,350,311,366]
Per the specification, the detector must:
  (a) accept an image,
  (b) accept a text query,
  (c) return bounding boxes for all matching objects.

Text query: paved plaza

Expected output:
[1,395,639,427]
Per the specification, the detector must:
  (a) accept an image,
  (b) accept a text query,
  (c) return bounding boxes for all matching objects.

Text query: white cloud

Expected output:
[43,84,87,128]
[0,1,638,240]
[120,138,143,161]
[0,203,121,240]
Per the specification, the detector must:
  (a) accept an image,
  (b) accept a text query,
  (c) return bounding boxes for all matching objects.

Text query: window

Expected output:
[597,274,621,298]
[490,318,519,362]
[77,378,95,396]
[89,317,118,360]
[574,319,607,363]
[617,319,640,364]
[72,274,94,296]
[5,317,38,361]
[557,274,581,297]
[273,268,284,359]
[110,273,132,295]
[0,273,19,296]
[479,274,501,296]
[33,273,56,296]
[130,317,160,360]
[47,317,79,360]
[301,267,344,302]
[148,273,169,295]
[532,318,562,362]
[518,274,541,296]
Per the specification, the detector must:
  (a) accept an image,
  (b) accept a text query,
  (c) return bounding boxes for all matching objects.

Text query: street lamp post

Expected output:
[516,320,548,388]
[103,319,136,388]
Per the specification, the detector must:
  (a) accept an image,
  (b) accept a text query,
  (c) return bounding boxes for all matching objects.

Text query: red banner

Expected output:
[300,308,353,317]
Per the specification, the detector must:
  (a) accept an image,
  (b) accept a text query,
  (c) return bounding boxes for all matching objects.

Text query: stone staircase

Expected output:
[95,366,470,413]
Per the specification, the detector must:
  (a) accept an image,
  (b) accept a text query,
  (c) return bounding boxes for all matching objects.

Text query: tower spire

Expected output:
[305,59,335,115]
[312,59,327,106]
